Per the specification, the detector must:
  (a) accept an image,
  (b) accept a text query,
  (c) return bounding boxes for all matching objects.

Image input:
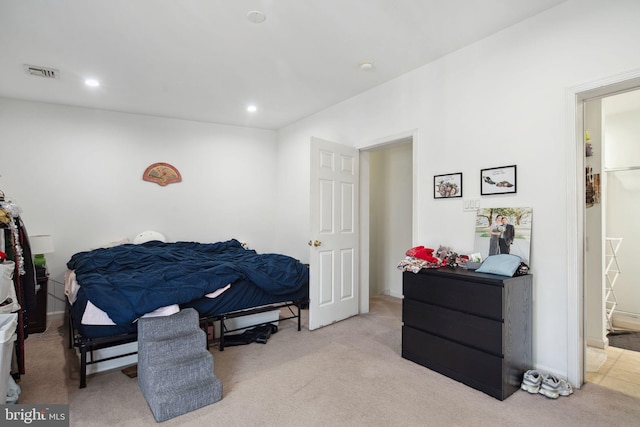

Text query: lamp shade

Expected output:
[30,234,55,255]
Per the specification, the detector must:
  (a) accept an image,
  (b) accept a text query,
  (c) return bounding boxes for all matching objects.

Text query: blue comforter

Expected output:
[67,239,308,325]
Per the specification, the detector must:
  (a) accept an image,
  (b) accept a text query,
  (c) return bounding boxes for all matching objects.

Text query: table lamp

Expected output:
[30,234,55,276]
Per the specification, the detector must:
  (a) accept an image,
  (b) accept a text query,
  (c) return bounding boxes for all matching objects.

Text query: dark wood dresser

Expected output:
[402,268,532,400]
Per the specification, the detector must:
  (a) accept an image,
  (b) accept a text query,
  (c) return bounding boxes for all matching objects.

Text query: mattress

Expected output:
[70,278,308,339]
[66,239,309,338]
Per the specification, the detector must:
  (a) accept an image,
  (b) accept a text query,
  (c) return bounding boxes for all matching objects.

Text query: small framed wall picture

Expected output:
[434,172,462,199]
[480,165,517,195]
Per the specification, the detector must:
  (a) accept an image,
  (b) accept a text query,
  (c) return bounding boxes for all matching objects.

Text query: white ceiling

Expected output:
[0,0,567,130]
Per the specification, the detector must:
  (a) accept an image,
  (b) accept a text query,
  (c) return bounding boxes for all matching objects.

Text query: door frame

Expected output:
[566,69,640,387]
[358,129,419,313]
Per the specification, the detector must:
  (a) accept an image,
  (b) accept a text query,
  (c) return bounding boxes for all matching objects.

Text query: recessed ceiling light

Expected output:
[247,11,266,24]
[85,78,100,87]
[359,61,374,71]
[247,105,257,112]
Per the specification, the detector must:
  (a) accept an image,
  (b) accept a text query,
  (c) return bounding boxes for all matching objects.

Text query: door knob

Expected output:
[308,240,322,247]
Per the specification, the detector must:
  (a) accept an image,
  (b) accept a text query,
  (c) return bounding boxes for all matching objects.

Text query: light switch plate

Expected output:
[463,198,480,211]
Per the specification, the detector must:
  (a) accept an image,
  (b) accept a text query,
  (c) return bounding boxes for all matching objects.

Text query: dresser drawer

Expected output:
[402,325,504,399]
[403,298,503,356]
[403,271,502,320]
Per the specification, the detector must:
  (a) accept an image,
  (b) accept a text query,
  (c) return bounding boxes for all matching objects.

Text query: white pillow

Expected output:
[133,230,167,244]
[101,237,131,248]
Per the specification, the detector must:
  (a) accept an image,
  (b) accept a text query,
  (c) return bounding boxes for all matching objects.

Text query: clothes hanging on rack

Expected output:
[1,198,36,375]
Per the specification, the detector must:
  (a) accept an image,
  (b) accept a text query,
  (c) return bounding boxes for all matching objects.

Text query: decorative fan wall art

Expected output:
[143,162,182,186]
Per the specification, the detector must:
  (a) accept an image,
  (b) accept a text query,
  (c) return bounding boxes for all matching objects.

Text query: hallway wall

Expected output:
[584,99,605,347]
[369,143,412,298]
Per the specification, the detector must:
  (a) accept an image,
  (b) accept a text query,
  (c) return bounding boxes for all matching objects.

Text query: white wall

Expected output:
[0,98,278,313]
[369,143,412,298]
[604,104,640,320]
[584,99,605,347]
[275,0,640,378]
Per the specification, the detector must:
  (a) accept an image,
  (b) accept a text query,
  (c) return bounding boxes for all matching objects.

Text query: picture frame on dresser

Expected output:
[473,207,532,263]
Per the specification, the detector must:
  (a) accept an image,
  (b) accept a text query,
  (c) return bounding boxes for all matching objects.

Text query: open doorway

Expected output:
[364,137,413,302]
[566,72,640,388]
[582,86,640,398]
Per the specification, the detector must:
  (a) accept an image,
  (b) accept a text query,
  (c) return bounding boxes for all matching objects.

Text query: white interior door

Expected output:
[309,137,359,330]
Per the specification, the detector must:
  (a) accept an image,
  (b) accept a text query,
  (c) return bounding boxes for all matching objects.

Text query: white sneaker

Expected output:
[558,378,573,396]
[539,374,573,398]
[520,370,543,394]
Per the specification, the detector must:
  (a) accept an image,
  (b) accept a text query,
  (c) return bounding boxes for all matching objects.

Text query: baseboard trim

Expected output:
[586,336,607,349]
[46,311,65,322]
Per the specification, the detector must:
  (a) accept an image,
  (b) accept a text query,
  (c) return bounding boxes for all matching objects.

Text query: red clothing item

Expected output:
[405,246,439,263]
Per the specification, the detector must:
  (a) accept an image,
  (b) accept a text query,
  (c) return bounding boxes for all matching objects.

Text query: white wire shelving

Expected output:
[605,237,623,332]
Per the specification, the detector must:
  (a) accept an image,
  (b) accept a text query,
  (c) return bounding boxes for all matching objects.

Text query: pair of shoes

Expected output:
[539,374,574,399]
[223,323,278,346]
[254,323,279,343]
[521,370,574,399]
[520,369,543,394]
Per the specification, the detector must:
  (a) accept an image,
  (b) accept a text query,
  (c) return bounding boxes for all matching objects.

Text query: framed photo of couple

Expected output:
[480,165,517,195]
[473,207,532,264]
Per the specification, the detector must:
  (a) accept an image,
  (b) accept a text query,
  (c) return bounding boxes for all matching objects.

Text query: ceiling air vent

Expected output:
[23,64,59,79]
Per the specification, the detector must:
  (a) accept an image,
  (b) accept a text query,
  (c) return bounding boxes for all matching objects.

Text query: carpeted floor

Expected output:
[18,296,640,426]
[608,331,640,352]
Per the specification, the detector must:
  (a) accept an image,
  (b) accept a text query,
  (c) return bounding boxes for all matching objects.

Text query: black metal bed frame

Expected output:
[201,299,305,351]
[68,298,308,388]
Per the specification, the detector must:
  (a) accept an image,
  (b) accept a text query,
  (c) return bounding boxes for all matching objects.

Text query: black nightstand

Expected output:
[28,275,48,333]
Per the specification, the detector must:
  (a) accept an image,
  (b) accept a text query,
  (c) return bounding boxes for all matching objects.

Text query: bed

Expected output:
[65,238,309,388]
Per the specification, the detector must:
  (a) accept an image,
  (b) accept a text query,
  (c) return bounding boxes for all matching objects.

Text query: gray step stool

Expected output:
[138,308,222,422]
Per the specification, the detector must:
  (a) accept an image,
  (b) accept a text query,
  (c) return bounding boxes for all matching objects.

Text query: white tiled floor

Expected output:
[586,345,640,398]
